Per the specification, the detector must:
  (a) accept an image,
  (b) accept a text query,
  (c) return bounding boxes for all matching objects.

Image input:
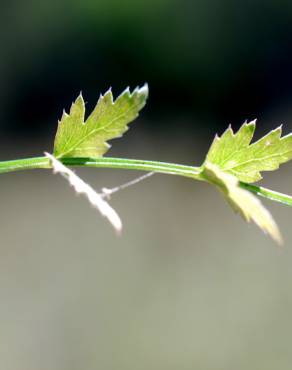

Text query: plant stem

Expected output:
[0,156,51,173]
[0,155,291,207]
[61,157,203,179]
[239,182,292,206]
[0,156,203,178]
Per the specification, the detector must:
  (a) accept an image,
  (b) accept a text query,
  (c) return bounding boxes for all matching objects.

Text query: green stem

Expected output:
[0,156,51,173]
[0,156,203,179]
[239,182,292,207]
[61,157,202,179]
[0,155,291,207]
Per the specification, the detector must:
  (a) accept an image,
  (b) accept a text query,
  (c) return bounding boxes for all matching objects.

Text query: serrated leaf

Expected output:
[202,162,282,244]
[205,121,292,183]
[53,84,148,158]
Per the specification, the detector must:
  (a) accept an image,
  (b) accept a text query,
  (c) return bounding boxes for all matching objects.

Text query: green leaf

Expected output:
[53,84,148,158]
[202,162,282,244]
[205,121,292,183]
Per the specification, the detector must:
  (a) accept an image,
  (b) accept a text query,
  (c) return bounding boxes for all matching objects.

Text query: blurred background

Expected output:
[1,0,292,369]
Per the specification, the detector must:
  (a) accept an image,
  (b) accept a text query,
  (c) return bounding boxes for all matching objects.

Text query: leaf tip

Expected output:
[138,83,149,98]
[104,86,112,94]
[275,124,283,135]
[122,86,131,96]
[261,216,283,246]
[75,92,84,104]
[129,83,149,100]
[61,109,68,120]
[246,119,257,128]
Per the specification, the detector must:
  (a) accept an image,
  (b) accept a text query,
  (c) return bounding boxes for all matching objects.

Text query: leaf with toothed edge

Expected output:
[205,121,292,183]
[202,162,283,245]
[53,84,148,158]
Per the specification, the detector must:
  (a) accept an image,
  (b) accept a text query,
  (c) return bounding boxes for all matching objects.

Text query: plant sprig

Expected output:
[2,84,292,244]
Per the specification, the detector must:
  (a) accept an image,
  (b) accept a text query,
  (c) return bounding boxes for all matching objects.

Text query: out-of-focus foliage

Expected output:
[1,0,292,133]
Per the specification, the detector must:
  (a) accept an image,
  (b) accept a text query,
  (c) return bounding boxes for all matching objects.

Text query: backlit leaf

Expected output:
[53,84,148,158]
[205,121,292,183]
[202,161,282,244]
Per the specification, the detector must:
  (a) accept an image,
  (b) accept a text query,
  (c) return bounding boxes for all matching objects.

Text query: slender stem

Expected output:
[61,157,203,179]
[239,182,292,207]
[0,155,292,207]
[0,156,203,179]
[0,156,51,173]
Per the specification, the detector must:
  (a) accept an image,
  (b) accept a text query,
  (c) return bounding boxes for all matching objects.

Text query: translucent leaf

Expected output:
[203,162,282,244]
[205,121,292,183]
[53,84,148,158]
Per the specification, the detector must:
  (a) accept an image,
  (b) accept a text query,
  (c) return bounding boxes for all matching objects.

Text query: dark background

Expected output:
[2,0,292,138]
[1,2,292,370]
